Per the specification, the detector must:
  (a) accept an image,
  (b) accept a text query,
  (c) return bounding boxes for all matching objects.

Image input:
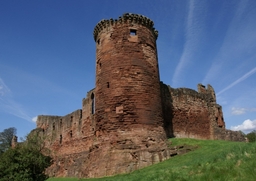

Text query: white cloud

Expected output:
[32,116,38,122]
[231,119,256,133]
[231,107,246,115]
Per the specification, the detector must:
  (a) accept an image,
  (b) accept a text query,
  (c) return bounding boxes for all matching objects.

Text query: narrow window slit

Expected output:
[70,130,72,138]
[91,93,95,114]
[70,116,73,125]
[60,135,62,144]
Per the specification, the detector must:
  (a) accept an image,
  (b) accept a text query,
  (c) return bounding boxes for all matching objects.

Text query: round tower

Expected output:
[93,13,165,137]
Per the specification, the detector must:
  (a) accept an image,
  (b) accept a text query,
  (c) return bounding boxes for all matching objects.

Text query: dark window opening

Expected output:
[70,116,73,125]
[91,93,95,114]
[130,29,137,36]
[60,135,62,144]
[70,130,72,138]
[97,39,100,45]
[99,62,101,68]
[107,82,110,88]
[53,123,55,131]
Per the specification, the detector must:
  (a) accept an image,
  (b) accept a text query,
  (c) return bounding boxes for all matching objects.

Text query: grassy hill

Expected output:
[47,138,256,181]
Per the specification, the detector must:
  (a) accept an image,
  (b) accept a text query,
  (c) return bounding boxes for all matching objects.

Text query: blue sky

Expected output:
[1,0,256,139]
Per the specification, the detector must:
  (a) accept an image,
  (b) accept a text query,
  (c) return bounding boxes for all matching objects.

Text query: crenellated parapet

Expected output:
[93,13,158,41]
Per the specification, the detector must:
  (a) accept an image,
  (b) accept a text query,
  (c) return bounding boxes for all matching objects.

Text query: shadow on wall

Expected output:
[160,82,174,138]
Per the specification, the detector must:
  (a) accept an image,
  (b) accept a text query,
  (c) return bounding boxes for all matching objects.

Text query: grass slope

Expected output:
[47,138,256,181]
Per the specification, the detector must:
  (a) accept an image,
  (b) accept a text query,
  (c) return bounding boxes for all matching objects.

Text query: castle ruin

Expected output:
[34,13,245,178]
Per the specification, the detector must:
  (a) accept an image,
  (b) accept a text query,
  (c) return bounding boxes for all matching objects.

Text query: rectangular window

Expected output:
[130,29,137,36]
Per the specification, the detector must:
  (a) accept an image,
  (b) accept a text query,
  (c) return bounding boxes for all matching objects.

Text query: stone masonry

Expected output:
[34,13,245,178]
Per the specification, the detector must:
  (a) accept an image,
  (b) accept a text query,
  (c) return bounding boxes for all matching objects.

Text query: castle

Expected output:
[34,13,245,178]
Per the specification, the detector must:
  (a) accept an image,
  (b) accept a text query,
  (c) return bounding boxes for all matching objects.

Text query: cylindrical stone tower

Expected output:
[74,13,171,177]
[93,13,164,135]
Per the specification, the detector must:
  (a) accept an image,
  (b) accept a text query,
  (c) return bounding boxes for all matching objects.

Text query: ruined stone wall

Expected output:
[37,110,83,148]
[169,87,212,139]
[35,90,97,177]
[161,83,245,141]
[161,83,225,139]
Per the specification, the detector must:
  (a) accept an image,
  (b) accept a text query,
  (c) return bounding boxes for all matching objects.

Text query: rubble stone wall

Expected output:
[168,86,213,139]
[160,82,245,142]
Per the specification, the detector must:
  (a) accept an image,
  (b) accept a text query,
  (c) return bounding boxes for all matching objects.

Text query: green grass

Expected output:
[47,138,256,181]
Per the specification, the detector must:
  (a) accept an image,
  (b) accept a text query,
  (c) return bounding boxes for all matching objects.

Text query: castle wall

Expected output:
[161,83,225,139]
[212,128,246,141]
[35,90,97,177]
[161,82,245,141]
[168,86,213,139]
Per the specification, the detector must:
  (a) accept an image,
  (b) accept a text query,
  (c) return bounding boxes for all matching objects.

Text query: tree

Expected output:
[246,130,256,142]
[0,132,52,181]
[0,127,16,153]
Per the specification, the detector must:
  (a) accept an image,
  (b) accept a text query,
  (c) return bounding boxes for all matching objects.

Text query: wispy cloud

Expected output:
[217,67,256,96]
[0,78,10,96]
[231,107,256,115]
[203,0,256,84]
[231,107,246,115]
[0,77,34,122]
[172,0,206,87]
[231,119,256,133]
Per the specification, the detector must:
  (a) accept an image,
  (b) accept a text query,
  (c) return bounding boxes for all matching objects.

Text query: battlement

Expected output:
[93,13,158,41]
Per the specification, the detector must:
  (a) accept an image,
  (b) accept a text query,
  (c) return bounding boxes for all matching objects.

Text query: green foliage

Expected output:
[0,127,16,153]
[246,130,256,142]
[47,138,256,181]
[0,134,52,181]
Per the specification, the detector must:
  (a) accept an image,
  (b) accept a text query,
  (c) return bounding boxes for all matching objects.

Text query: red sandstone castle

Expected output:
[34,13,245,178]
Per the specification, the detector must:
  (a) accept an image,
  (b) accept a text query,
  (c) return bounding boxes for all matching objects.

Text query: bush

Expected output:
[246,130,256,142]
[0,135,52,181]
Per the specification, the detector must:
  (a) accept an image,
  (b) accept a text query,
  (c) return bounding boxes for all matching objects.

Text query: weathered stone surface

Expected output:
[33,13,245,179]
[161,82,245,142]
